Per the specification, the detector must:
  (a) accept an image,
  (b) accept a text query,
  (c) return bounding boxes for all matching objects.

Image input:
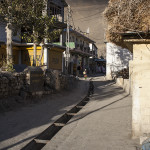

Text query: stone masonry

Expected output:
[0,72,26,98]
[0,69,78,99]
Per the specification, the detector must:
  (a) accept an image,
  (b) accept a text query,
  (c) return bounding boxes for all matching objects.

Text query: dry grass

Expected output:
[104,0,150,45]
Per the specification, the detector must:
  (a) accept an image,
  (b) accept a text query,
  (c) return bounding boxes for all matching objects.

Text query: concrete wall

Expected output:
[106,42,133,80]
[116,77,130,94]
[131,44,150,138]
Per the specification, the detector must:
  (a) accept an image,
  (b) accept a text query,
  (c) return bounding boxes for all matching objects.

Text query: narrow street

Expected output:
[0,79,89,150]
[42,76,139,150]
[0,0,149,149]
[0,76,138,150]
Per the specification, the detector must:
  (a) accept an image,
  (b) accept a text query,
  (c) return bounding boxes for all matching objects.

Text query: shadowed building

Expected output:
[0,0,68,72]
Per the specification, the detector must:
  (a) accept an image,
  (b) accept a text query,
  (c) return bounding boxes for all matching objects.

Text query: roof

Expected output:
[12,41,66,50]
[119,32,150,39]
[49,0,68,7]
[64,28,95,43]
[61,0,68,7]
[119,32,150,43]
[93,43,98,49]
[94,58,106,62]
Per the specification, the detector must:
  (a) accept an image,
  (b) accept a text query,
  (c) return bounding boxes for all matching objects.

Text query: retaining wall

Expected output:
[0,72,26,98]
[0,70,78,99]
[116,77,130,94]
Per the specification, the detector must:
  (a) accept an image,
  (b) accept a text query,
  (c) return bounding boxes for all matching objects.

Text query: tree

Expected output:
[0,0,60,67]
[104,0,150,46]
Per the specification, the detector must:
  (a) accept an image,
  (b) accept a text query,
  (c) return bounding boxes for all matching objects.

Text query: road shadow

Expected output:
[0,79,89,149]
[67,94,129,126]
[0,75,123,150]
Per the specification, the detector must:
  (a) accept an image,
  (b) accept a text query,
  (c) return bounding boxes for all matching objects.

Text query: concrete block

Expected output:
[116,77,124,87]
[123,79,130,94]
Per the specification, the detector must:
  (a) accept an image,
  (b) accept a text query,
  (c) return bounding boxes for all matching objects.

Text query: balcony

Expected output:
[80,44,84,51]
[83,47,90,53]
[87,47,90,53]
[53,42,62,46]
[84,47,86,52]
[53,15,63,23]
[64,42,76,49]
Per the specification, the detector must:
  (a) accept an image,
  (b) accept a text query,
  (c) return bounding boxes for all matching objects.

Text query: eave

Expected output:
[64,29,95,43]
[124,39,150,44]
[53,21,67,29]
[120,32,150,40]
[70,49,92,57]
[12,41,66,50]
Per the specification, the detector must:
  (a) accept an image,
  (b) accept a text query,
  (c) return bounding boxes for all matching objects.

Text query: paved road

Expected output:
[43,76,138,150]
[0,79,89,150]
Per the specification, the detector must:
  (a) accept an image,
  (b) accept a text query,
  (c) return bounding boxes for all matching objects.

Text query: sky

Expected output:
[65,0,109,57]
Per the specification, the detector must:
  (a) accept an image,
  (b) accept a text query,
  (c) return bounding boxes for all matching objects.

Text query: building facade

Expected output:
[0,0,68,71]
[122,32,150,139]
[54,28,98,75]
[106,42,133,80]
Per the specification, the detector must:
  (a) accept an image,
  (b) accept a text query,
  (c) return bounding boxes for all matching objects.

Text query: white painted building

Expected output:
[106,42,133,80]
[89,43,98,58]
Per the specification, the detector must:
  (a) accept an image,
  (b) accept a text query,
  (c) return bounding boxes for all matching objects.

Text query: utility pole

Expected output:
[33,0,36,66]
[65,5,71,74]
[42,0,48,69]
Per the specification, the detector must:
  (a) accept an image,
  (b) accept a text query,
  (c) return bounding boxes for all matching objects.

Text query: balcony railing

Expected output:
[87,47,90,53]
[54,42,92,55]
[65,42,76,49]
[53,15,63,23]
[80,44,84,51]
[53,42,62,46]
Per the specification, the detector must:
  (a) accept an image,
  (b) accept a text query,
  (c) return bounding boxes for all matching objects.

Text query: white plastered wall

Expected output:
[106,42,133,80]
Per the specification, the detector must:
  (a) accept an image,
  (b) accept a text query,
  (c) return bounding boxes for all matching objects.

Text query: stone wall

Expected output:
[44,69,78,92]
[0,69,78,99]
[0,72,26,98]
[59,75,78,90]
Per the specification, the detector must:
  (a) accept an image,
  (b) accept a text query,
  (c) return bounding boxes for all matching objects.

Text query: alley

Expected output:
[43,76,138,150]
[0,80,89,150]
[0,76,139,150]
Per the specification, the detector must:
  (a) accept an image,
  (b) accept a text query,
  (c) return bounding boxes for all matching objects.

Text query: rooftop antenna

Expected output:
[87,27,90,37]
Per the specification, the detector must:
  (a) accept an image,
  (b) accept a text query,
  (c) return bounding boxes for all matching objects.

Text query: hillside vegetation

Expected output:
[104,0,150,44]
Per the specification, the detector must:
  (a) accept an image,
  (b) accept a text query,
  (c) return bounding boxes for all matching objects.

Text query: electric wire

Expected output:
[66,6,101,43]
[74,11,101,21]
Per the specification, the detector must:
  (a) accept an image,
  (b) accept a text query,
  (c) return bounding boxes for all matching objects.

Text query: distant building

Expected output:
[54,28,98,75]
